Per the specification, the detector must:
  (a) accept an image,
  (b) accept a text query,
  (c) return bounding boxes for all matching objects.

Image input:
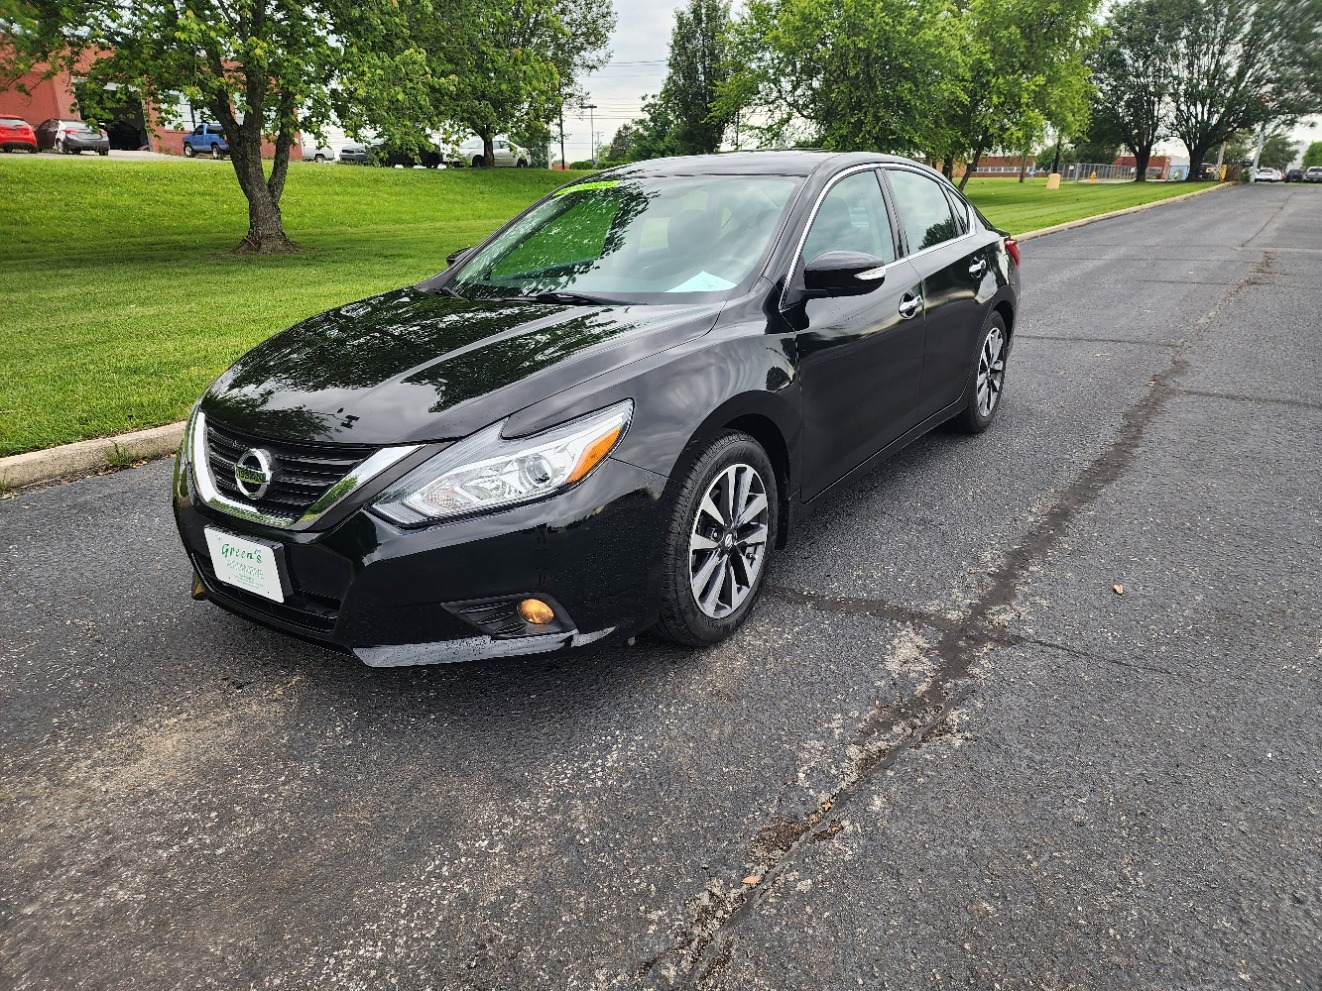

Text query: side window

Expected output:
[193,125,204,136]
[801,171,896,265]
[887,169,959,252]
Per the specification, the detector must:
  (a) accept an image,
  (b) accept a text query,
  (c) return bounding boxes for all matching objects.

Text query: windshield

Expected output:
[443,173,801,304]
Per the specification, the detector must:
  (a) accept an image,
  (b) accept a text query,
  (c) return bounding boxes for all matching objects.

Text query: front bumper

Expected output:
[174,448,670,666]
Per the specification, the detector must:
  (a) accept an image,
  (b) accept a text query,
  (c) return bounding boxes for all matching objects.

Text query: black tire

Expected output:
[517,158,528,168]
[653,431,777,646]
[183,143,196,158]
[211,143,223,160]
[472,155,485,168]
[97,148,108,157]
[951,311,1009,434]
[314,153,326,163]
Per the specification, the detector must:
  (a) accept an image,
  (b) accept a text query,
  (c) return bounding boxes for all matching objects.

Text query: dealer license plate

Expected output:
[203,527,288,603]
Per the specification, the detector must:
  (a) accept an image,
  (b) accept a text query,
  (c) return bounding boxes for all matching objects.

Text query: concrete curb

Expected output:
[0,181,1236,494]
[1,422,185,493]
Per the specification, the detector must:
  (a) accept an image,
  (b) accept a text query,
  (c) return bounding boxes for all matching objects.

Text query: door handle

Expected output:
[898,293,923,319]
[968,257,988,279]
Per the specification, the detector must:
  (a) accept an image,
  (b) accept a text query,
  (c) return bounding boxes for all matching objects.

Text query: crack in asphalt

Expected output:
[1017,334,1182,348]
[638,246,1279,989]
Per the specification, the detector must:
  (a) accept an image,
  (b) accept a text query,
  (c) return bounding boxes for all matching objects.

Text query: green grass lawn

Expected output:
[0,155,1218,456]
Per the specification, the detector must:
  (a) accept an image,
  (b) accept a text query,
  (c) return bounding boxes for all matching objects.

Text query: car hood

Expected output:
[203,287,721,445]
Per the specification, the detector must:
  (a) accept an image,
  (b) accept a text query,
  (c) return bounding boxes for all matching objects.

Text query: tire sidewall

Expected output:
[657,432,778,646]
[957,311,1009,434]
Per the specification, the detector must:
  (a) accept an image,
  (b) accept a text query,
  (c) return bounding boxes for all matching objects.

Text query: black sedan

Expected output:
[174,152,1020,666]
[35,118,110,155]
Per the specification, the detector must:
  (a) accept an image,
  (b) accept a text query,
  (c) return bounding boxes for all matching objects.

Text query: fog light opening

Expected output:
[517,598,556,626]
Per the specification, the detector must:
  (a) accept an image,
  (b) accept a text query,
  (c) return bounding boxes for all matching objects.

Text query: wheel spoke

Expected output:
[698,492,725,527]
[733,466,752,526]
[721,467,736,527]
[690,532,720,553]
[737,492,768,526]
[737,524,768,547]
[691,551,723,603]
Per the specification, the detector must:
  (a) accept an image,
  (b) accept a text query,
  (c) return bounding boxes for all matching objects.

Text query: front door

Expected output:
[794,169,927,499]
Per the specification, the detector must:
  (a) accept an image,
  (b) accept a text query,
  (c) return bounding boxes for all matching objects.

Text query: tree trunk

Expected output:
[1017,145,1030,183]
[1133,145,1152,182]
[229,137,298,254]
[1184,142,1210,181]
[957,144,985,193]
[482,133,495,168]
[940,157,954,179]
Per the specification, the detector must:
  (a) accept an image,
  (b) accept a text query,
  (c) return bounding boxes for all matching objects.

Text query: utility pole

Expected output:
[1249,125,1266,182]
[559,97,566,171]
[584,103,597,167]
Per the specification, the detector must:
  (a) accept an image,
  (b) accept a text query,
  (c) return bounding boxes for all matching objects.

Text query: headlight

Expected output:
[372,399,633,526]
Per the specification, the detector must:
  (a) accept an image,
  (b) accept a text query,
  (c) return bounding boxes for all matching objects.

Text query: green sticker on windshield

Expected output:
[554,180,620,197]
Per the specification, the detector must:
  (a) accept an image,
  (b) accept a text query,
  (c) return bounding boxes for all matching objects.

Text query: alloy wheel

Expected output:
[688,463,770,619]
[976,325,1006,417]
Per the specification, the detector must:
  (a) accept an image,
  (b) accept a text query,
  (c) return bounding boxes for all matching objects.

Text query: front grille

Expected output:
[194,553,342,635]
[206,421,377,520]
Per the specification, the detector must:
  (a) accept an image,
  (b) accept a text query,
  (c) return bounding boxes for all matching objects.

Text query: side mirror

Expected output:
[802,250,889,298]
[446,246,474,267]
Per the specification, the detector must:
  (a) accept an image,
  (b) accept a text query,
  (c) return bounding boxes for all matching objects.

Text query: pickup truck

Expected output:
[182,123,229,159]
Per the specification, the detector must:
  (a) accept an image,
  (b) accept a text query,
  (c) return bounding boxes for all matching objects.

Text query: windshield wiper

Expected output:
[523,290,621,306]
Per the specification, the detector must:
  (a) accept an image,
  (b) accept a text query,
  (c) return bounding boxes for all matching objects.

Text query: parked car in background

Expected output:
[1306,166,1322,184]
[304,144,335,163]
[0,116,37,153]
[182,123,228,159]
[1253,166,1282,182]
[35,118,110,155]
[173,151,1020,665]
[452,135,530,168]
[1284,168,1303,183]
[339,142,372,165]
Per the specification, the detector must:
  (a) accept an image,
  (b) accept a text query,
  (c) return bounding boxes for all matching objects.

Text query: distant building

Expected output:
[0,45,300,157]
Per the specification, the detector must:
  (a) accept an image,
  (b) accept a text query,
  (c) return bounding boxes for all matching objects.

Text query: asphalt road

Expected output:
[3,183,1320,991]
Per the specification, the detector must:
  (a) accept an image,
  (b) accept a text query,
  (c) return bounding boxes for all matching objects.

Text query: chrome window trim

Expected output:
[188,409,420,531]
[782,163,898,310]
[881,165,978,263]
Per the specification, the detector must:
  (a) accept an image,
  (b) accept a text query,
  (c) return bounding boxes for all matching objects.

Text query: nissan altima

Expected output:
[173,152,1021,666]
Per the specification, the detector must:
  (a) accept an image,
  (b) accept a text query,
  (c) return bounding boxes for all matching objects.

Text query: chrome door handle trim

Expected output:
[969,257,988,278]
[898,294,923,319]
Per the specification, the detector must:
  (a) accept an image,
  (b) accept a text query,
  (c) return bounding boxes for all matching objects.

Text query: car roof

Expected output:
[595,150,938,180]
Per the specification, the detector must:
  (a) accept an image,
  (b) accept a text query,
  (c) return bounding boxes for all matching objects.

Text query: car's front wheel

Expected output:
[183,143,195,158]
[951,311,1009,434]
[472,155,485,168]
[654,431,776,646]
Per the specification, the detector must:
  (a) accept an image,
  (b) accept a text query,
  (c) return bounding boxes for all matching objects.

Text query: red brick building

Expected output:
[1,49,298,157]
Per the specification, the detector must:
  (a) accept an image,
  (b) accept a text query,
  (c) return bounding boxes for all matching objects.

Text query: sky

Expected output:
[559,0,689,164]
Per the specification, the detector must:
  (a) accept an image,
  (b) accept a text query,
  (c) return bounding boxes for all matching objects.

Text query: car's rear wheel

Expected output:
[517,159,528,167]
[97,148,108,157]
[183,143,195,158]
[951,311,1009,434]
[211,143,223,160]
[654,431,776,646]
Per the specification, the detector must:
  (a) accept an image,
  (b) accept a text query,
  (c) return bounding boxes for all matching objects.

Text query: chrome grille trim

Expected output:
[188,410,419,530]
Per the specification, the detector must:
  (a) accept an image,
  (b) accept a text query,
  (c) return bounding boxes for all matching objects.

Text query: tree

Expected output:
[928,0,1100,191]
[659,0,733,155]
[3,0,427,253]
[1162,0,1322,180]
[1257,132,1301,171]
[605,94,679,163]
[720,0,964,154]
[410,0,613,169]
[1089,0,1171,181]
[1304,141,1322,169]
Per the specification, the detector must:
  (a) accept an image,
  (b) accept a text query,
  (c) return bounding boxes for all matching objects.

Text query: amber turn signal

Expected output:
[567,425,623,484]
[517,598,556,625]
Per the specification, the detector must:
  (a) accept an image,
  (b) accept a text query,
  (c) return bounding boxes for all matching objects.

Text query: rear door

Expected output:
[882,167,994,419]
[794,168,927,498]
